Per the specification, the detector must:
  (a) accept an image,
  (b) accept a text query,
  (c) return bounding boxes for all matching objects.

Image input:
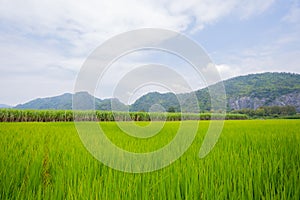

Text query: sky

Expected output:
[0,0,300,105]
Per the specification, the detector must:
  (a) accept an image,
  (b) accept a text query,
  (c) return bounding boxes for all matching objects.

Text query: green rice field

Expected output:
[0,120,299,199]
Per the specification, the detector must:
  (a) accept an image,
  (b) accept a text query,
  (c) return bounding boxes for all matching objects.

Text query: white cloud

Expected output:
[0,0,276,105]
[0,0,275,54]
[214,34,300,79]
[215,64,241,80]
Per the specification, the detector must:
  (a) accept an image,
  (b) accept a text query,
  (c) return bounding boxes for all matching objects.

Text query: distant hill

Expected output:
[0,104,11,108]
[15,93,73,110]
[15,92,128,111]
[12,72,300,112]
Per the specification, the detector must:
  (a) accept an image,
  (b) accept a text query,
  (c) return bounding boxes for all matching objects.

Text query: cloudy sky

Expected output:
[0,0,299,105]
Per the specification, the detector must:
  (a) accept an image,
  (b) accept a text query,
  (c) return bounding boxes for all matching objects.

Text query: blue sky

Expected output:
[0,0,299,105]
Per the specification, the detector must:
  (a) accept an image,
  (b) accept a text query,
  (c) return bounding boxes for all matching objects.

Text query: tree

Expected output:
[167,106,176,113]
[255,108,265,117]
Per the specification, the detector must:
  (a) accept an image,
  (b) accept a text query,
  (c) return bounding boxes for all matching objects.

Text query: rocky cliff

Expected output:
[228,92,300,112]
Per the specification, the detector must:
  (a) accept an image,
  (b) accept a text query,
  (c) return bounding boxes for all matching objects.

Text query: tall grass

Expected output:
[0,109,248,122]
[0,120,299,199]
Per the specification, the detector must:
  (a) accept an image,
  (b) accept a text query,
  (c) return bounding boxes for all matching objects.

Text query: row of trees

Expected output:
[0,109,248,122]
[231,105,297,117]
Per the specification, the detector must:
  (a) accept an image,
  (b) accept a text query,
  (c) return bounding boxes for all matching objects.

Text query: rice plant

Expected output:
[0,120,299,199]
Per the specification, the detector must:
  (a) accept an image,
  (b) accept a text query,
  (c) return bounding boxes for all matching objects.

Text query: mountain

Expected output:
[15,92,128,111]
[130,72,300,112]
[12,72,300,112]
[130,92,179,112]
[224,72,300,111]
[15,93,73,110]
[0,104,11,108]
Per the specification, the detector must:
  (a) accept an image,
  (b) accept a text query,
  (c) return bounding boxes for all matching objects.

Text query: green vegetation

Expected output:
[223,72,300,99]
[282,114,300,119]
[130,92,180,112]
[130,72,300,112]
[0,120,299,199]
[0,109,248,122]
[232,105,297,118]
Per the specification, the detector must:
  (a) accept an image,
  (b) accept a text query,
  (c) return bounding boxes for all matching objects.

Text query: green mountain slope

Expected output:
[223,72,300,99]
[130,72,300,112]
[130,92,179,112]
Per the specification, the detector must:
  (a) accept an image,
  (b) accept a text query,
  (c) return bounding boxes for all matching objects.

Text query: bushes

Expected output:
[0,109,248,122]
[281,114,300,119]
[231,105,297,118]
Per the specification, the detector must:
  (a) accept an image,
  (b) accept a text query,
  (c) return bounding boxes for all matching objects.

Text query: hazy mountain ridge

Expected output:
[11,72,300,112]
[0,104,11,108]
[15,93,73,110]
[15,92,128,111]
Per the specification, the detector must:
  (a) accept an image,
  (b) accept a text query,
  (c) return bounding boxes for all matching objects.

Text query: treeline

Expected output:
[0,109,248,122]
[231,105,297,118]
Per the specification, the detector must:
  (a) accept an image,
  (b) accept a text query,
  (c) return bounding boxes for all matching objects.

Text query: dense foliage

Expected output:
[232,105,297,118]
[0,109,248,122]
[130,92,180,112]
[223,72,300,99]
